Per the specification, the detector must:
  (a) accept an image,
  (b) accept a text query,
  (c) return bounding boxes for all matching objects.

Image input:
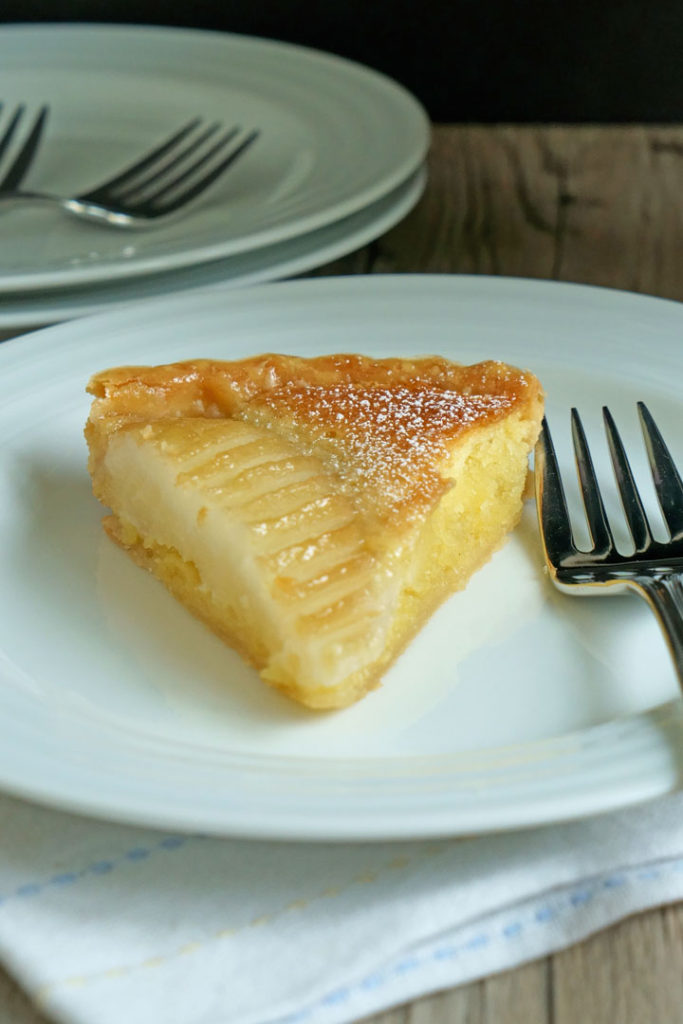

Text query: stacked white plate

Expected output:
[0,23,430,328]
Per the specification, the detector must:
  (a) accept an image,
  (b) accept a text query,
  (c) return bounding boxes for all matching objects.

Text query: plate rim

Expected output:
[0,166,427,328]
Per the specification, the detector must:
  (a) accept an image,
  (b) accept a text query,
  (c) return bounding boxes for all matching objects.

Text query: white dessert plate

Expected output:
[0,24,429,293]
[0,166,425,329]
[0,275,682,840]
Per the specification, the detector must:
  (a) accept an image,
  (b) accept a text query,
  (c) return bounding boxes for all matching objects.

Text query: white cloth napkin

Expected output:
[2,791,683,1024]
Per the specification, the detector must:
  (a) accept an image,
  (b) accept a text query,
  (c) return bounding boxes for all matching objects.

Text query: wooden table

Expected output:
[1,124,683,1023]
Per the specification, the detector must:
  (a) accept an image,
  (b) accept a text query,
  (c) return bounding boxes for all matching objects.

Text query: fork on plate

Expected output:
[535,403,683,686]
[0,103,259,227]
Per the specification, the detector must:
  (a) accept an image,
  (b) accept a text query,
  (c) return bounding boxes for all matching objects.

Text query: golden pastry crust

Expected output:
[87,354,542,520]
[86,353,544,709]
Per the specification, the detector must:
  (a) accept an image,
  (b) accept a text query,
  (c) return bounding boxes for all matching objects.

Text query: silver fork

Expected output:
[0,104,259,227]
[535,403,683,687]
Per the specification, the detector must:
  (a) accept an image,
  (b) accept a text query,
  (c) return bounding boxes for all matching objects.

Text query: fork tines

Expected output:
[0,105,260,225]
[83,119,260,216]
[539,404,683,565]
[0,102,49,191]
[638,402,683,542]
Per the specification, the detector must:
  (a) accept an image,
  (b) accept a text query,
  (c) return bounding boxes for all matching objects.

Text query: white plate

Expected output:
[0,275,682,840]
[0,166,426,329]
[0,24,429,292]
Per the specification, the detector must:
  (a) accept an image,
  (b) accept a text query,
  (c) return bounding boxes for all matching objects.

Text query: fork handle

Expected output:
[0,191,149,228]
[0,191,136,227]
[633,575,683,689]
[0,190,55,208]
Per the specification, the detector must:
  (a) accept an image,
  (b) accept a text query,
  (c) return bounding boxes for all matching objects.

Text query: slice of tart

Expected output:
[85,353,543,709]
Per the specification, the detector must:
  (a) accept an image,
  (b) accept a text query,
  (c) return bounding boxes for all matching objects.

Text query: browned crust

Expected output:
[86,354,544,522]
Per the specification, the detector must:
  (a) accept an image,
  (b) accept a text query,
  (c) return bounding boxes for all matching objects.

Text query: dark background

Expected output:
[3,1,683,123]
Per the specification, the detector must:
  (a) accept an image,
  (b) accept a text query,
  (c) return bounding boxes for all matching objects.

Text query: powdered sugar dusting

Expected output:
[89,352,538,526]
[241,365,521,520]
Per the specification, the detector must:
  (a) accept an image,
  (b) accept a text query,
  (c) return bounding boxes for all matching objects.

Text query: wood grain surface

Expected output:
[1,124,683,1023]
